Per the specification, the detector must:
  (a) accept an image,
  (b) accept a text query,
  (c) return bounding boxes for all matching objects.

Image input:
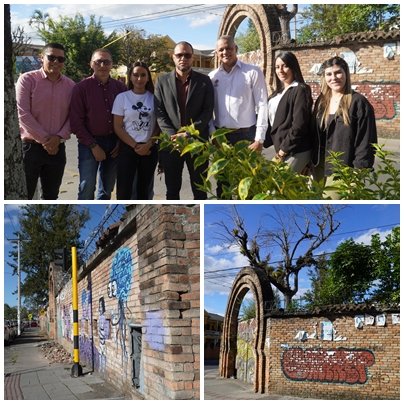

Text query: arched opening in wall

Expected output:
[220,267,274,393]
[235,18,260,55]
[217,4,282,88]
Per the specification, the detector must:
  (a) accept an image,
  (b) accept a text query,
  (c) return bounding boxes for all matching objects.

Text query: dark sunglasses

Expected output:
[92,59,112,66]
[174,53,192,59]
[46,54,66,63]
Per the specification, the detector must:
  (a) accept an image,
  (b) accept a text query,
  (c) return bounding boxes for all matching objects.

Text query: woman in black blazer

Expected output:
[312,56,377,185]
[267,51,313,173]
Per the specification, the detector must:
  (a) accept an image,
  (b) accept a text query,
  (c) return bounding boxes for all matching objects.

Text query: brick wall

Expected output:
[48,204,200,400]
[266,310,400,399]
[240,34,400,138]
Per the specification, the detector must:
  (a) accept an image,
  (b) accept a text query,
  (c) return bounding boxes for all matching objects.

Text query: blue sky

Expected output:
[3,204,126,307]
[10,3,229,50]
[10,3,307,51]
[204,204,400,317]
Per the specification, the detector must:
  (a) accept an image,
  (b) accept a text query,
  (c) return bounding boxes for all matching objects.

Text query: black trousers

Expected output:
[116,142,158,200]
[22,141,66,200]
[160,149,208,200]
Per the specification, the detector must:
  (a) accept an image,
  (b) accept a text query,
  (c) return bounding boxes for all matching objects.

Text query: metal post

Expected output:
[17,238,21,336]
[71,246,83,377]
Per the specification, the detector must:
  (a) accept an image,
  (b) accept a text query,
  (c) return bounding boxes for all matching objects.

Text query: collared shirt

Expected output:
[268,81,299,126]
[70,74,127,146]
[175,71,191,127]
[209,60,268,142]
[16,68,75,143]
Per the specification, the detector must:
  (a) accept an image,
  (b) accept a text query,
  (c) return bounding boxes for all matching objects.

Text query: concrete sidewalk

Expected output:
[204,364,311,400]
[55,136,400,201]
[4,328,128,400]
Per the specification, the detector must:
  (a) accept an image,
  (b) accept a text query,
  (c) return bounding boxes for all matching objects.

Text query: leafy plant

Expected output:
[157,125,399,200]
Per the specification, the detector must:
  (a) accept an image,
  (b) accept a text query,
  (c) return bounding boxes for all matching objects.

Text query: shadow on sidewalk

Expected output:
[10,329,48,346]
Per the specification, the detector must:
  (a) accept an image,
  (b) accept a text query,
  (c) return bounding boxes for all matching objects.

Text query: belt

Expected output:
[22,138,39,144]
[216,127,251,134]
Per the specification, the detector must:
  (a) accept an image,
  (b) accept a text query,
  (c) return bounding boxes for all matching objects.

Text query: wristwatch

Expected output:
[89,142,98,149]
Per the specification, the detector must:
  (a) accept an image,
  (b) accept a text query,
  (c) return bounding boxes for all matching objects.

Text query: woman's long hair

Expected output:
[316,56,352,128]
[270,51,306,97]
[127,61,154,93]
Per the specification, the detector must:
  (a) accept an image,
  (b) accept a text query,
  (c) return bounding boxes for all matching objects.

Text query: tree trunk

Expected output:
[4,4,27,199]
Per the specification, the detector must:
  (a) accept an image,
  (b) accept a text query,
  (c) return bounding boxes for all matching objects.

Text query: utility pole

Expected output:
[9,236,25,336]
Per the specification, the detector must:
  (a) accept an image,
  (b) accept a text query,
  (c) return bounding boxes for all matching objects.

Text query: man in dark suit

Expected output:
[155,41,214,200]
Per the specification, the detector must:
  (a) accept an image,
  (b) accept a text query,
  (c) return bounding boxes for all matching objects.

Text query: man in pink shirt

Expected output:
[16,42,75,199]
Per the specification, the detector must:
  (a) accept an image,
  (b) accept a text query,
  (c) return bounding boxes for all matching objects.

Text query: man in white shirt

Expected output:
[209,35,268,152]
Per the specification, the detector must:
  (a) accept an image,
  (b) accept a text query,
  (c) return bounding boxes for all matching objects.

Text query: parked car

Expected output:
[4,322,11,345]
[4,320,17,344]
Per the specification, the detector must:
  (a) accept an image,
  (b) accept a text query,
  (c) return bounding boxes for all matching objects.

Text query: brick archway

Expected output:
[219,267,274,393]
[217,4,281,88]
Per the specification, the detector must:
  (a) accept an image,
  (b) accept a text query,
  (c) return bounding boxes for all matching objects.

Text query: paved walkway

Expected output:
[204,364,311,400]
[4,328,128,400]
[54,136,400,200]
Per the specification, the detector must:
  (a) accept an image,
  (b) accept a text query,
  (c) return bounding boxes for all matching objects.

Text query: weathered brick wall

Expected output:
[240,35,400,138]
[50,204,200,400]
[266,311,400,399]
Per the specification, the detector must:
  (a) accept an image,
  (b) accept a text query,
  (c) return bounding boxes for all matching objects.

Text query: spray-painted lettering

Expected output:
[282,348,375,384]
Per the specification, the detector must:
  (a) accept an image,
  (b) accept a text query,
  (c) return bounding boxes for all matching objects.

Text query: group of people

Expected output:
[16,36,377,200]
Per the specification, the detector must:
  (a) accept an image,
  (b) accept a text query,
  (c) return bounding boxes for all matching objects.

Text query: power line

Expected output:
[204,222,399,277]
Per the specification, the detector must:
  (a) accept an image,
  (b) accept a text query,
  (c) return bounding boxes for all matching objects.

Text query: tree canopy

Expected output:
[235,19,260,53]
[218,205,343,308]
[8,205,90,310]
[118,26,172,72]
[298,4,400,43]
[29,11,121,82]
[304,226,400,307]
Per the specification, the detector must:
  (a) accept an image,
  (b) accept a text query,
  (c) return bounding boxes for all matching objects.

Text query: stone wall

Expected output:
[47,204,200,400]
[266,308,400,399]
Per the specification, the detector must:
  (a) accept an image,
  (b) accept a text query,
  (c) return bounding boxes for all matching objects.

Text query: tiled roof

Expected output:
[277,29,400,49]
[268,302,400,317]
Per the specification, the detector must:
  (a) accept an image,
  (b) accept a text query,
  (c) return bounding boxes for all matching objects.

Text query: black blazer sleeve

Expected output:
[351,94,378,169]
[271,84,313,155]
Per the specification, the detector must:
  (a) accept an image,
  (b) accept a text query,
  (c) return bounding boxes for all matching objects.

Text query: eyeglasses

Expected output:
[46,54,66,63]
[174,53,192,60]
[92,59,112,66]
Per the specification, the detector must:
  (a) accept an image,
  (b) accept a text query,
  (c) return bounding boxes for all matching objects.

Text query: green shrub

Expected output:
[157,126,399,200]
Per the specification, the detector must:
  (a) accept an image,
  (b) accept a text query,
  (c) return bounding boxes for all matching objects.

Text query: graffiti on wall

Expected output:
[236,318,257,384]
[98,297,109,372]
[281,347,375,384]
[61,304,73,341]
[108,247,134,364]
[144,311,164,351]
[309,82,400,121]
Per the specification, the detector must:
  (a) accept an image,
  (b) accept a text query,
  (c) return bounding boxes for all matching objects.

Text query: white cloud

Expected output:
[353,228,392,245]
[188,13,219,28]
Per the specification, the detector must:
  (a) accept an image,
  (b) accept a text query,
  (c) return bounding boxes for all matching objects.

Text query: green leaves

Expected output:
[157,126,399,200]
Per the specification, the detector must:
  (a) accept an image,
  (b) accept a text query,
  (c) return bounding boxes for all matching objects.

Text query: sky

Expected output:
[204,203,400,317]
[3,204,127,307]
[10,3,231,51]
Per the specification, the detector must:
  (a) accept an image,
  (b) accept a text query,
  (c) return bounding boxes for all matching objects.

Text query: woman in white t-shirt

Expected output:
[113,61,159,199]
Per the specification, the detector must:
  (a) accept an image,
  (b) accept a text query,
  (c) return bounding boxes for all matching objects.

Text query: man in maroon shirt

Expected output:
[70,48,126,200]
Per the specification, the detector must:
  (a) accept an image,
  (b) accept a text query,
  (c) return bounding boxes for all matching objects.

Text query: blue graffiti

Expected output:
[109,247,134,364]
[109,247,133,302]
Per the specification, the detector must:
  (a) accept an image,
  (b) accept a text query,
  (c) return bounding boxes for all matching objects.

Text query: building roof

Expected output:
[268,302,400,318]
